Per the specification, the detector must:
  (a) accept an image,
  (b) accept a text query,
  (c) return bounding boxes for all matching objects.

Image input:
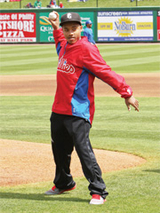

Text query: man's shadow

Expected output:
[0,192,89,203]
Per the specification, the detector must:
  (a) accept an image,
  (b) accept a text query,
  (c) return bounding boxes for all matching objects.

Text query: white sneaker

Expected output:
[89,194,106,205]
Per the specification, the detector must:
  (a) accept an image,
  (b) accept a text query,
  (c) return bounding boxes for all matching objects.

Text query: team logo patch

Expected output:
[67,13,72,19]
[57,56,75,74]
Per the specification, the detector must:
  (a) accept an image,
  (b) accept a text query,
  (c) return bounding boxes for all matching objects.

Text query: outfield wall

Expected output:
[0,7,159,43]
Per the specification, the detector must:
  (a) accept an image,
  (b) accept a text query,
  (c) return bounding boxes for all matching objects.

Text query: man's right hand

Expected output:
[49,11,60,30]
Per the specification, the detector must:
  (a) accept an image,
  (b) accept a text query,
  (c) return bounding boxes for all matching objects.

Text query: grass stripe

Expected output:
[0,49,57,59]
[0,45,55,53]
[114,63,160,73]
[97,44,160,52]
[0,56,58,67]
[100,47,160,58]
[0,66,57,75]
[107,55,160,68]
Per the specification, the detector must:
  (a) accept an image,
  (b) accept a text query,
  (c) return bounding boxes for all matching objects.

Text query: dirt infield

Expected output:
[0,72,159,186]
[1,73,160,97]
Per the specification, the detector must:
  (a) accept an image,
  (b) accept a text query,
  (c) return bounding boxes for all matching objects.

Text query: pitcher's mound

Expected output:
[0,139,146,186]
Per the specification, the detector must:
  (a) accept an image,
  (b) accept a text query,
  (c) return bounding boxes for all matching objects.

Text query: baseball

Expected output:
[49,12,57,20]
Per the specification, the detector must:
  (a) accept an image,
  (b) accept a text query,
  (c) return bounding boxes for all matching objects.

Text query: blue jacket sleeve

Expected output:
[53,28,66,56]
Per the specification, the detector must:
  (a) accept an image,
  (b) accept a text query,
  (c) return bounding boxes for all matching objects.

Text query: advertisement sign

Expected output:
[97,11,153,41]
[0,0,9,2]
[157,11,160,41]
[68,0,88,2]
[39,12,94,42]
[0,13,36,43]
[39,13,53,42]
[0,0,19,2]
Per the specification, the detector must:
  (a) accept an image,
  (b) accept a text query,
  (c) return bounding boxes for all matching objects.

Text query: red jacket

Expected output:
[52,28,133,124]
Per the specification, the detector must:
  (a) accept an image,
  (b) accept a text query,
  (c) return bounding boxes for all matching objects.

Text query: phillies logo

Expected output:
[67,13,72,19]
[57,56,75,74]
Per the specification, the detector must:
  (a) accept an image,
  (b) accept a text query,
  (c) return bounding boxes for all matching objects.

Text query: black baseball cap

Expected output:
[60,12,81,26]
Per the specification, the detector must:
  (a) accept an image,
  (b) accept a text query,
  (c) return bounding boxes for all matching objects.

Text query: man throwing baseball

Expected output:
[45,12,139,205]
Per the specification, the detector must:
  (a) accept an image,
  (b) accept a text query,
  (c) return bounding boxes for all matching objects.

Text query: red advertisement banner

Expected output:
[10,0,21,2]
[0,13,36,42]
[157,16,160,41]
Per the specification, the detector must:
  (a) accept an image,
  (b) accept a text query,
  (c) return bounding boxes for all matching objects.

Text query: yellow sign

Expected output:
[136,22,153,30]
[98,23,113,30]
[115,17,135,37]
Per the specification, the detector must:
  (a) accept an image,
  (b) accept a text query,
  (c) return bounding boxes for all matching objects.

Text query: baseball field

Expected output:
[0,43,160,213]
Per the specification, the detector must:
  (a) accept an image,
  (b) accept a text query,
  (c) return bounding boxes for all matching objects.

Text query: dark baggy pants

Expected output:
[50,112,108,199]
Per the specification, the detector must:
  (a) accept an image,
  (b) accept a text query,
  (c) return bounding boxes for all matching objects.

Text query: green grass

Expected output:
[0,96,160,213]
[0,96,159,159]
[0,96,52,142]
[0,0,159,9]
[0,44,160,75]
[0,45,58,75]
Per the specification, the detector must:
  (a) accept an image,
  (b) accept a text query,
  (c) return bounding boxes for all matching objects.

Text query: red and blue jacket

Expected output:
[52,28,133,124]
